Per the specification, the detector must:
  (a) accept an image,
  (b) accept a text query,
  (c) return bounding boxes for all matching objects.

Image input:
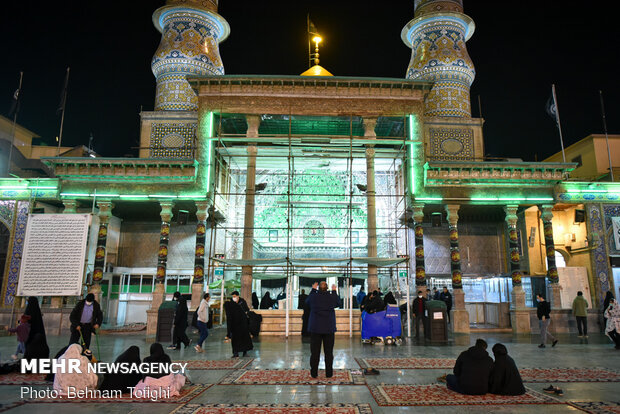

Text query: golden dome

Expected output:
[300,65,334,77]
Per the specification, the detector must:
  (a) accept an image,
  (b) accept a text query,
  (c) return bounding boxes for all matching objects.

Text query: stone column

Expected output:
[146,201,174,337]
[366,146,378,293]
[241,128,259,304]
[413,204,427,292]
[89,201,113,303]
[505,205,530,334]
[191,201,209,310]
[445,204,469,334]
[541,205,561,309]
[51,200,79,308]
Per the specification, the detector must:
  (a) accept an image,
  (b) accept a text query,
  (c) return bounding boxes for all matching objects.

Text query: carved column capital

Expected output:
[246,116,261,139]
[63,200,78,214]
[504,205,519,227]
[413,204,425,223]
[363,117,378,138]
[160,201,174,222]
[445,204,460,226]
[195,201,209,221]
[365,146,376,159]
[97,201,114,224]
[540,204,554,222]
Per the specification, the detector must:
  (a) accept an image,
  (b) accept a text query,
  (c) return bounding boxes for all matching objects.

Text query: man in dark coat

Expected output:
[446,338,494,395]
[489,343,525,395]
[69,293,103,349]
[168,295,190,350]
[298,289,308,309]
[440,287,453,323]
[306,281,341,378]
[229,291,253,357]
[411,290,427,339]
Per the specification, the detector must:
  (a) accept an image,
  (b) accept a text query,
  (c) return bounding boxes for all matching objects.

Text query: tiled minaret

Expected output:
[152,0,230,111]
[402,0,475,117]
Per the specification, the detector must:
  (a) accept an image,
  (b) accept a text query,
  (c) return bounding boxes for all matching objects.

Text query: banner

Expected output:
[17,214,90,297]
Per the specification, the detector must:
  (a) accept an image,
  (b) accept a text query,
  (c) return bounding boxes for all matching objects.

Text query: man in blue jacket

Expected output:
[306,281,341,378]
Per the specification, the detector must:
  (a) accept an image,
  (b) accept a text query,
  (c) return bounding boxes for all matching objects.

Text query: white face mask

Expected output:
[418,295,423,298]
[233,297,239,303]
[85,301,93,306]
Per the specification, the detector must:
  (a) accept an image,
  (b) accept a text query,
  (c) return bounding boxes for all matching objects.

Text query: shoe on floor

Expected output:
[543,385,556,393]
[584,335,588,338]
[554,388,564,396]
[577,335,583,338]
[167,345,178,350]
[538,344,546,348]
[552,340,558,347]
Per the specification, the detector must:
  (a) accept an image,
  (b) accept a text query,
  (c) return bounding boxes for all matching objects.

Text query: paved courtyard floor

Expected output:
[1,325,619,413]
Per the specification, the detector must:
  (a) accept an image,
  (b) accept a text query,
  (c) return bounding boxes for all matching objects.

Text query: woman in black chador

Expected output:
[489,343,525,396]
[24,296,49,360]
[228,291,253,357]
[100,346,142,393]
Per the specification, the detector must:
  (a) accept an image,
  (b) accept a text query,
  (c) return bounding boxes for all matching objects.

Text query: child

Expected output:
[9,314,31,360]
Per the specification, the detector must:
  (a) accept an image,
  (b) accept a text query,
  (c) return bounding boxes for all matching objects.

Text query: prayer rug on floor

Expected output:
[519,368,620,383]
[219,369,366,385]
[181,358,254,370]
[25,384,211,403]
[367,384,562,406]
[0,373,48,385]
[355,357,455,369]
[568,401,620,413]
[172,403,373,414]
[0,402,24,413]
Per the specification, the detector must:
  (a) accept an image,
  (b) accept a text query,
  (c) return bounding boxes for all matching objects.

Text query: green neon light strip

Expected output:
[149,195,177,198]
[408,115,415,195]
[119,195,149,198]
[416,197,443,201]
[60,193,90,197]
[205,112,214,195]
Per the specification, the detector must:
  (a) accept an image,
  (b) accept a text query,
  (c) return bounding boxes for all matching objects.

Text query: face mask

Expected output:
[418,295,423,298]
[85,301,93,306]
[233,297,239,302]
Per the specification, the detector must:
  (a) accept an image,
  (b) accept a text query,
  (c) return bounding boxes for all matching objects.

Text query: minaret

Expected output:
[402,0,475,117]
[151,0,230,111]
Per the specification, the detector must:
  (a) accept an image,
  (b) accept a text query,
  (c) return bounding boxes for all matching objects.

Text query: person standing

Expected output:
[426,289,432,300]
[604,298,620,349]
[440,287,453,323]
[298,289,308,309]
[251,292,259,310]
[306,281,341,378]
[356,288,366,309]
[432,287,440,300]
[603,291,615,327]
[229,291,253,357]
[537,294,558,348]
[9,314,30,359]
[169,295,190,350]
[24,296,49,360]
[571,291,589,338]
[69,293,103,350]
[195,293,211,353]
[412,290,427,339]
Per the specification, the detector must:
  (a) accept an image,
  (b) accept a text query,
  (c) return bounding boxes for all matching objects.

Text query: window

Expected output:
[269,230,278,242]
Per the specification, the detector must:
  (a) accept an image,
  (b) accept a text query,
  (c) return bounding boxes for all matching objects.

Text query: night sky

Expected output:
[1,0,618,161]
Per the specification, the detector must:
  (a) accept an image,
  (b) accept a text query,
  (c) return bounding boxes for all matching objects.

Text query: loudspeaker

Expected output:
[177,210,189,225]
[431,212,442,227]
[574,209,585,223]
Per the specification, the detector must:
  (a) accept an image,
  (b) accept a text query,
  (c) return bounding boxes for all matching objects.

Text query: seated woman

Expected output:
[53,344,98,395]
[99,346,142,393]
[133,343,185,397]
[489,343,525,395]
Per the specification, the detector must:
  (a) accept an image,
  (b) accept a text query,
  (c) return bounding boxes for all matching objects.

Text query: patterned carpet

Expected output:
[25,384,211,403]
[569,401,620,413]
[519,368,620,383]
[181,358,254,370]
[367,384,563,406]
[172,403,373,414]
[219,369,366,385]
[355,357,455,369]
[0,373,49,385]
